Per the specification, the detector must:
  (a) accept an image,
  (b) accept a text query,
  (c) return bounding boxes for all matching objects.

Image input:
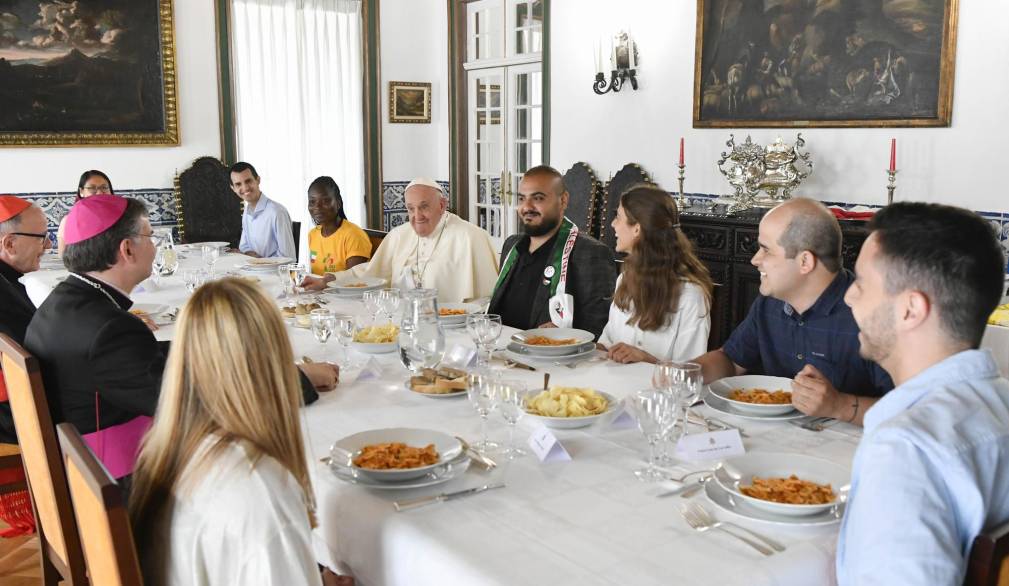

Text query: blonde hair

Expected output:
[129,278,315,551]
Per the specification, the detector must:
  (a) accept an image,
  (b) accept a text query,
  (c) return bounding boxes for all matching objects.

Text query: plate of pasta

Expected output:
[510,328,595,356]
[706,375,799,416]
[329,428,464,482]
[326,276,385,294]
[523,386,618,429]
[713,453,850,517]
[352,324,400,353]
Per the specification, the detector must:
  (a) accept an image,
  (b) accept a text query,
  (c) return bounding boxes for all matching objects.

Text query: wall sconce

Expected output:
[593,31,639,95]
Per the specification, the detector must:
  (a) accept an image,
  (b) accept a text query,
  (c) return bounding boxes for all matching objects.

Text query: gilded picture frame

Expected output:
[0,0,179,146]
[693,0,958,128]
[389,81,432,124]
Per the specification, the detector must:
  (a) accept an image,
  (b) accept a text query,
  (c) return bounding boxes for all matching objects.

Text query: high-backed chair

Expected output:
[365,228,387,257]
[174,156,243,247]
[0,334,86,585]
[292,221,302,260]
[562,162,603,239]
[601,163,654,250]
[965,520,1009,586]
[57,423,144,586]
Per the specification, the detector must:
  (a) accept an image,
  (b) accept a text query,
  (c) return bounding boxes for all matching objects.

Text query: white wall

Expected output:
[0,0,222,192]
[380,0,450,183]
[550,0,1008,212]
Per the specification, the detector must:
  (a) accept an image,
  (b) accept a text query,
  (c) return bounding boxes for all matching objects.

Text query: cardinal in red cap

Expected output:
[0,195,51,446]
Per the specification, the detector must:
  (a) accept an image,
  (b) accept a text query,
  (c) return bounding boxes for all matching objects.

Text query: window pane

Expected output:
[516,143,529,173]
[515,29,526,54]
[477,81,487,108]
[529,71,542,106]
[516,74,528,106]
[529,28,542,53]
[531,0,543,22]
[491,175,502,204]
[531,107,542,141]
[516,3,528,28]
[516,108,529,139]
[477,175,487,203]
[530,142,542,168]
[476,143,483,172]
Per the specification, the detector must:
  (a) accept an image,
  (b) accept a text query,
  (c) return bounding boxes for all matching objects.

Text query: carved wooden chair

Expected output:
[965,520,1009,586]
[562,162,604,239]
[173,156,243,247]
[365,228,387,258]
[57,423,144,586]
[601,163,654,250]
[0,333,86,585]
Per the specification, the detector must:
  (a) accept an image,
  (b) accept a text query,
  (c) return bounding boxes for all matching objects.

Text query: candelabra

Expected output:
[593,69,638,95]
[675,163,689,210]
[886,169,897,205]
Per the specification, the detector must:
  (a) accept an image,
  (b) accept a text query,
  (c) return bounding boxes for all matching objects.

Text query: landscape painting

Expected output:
[389,81,431,124]
[0,0,178,145]
[693,0,958,127]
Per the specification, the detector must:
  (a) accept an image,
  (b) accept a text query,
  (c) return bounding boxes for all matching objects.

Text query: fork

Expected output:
[789,416,834,432]
[679,502,776,556]
[684,502,785,552]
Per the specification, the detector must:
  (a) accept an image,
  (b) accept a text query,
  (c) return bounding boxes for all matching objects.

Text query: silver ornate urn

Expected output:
[717,134,813,212]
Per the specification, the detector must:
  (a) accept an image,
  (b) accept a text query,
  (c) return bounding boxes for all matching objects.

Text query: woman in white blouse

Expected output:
[599,184,714,364]
[129,278,338,585]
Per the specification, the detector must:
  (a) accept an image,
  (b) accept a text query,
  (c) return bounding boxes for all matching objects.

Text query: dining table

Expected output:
[23,248,866,586]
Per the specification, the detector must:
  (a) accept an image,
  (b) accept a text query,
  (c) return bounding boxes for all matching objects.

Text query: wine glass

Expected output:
[287,263,308,296]
[630,390,675,482]
[466,314,502,365]
[183,269,204,293]
[201,244,220,276]
[333,315,356,367]
[668,362,703,439]
[156,228,178,276]
[362,290,381,325]
[496,380,528,459]
[651,360,678,463]
[277,264,293,299]
[467,370,499,453]
[377,288,401,324]
[151,247,166,285]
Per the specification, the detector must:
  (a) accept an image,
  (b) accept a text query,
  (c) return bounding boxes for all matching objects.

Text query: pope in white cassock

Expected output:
[302,178,499,303]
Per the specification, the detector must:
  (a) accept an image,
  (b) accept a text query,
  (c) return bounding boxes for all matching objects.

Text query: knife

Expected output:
[505,359,536,371]
[394,483,505,512]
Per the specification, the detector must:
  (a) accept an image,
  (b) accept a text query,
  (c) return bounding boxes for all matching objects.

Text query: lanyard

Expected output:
[494,217,577,298]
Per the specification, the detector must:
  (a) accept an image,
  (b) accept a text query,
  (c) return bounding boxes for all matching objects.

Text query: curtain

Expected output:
[231,0,365,255]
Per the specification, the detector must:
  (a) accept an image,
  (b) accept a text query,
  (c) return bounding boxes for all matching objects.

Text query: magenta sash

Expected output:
[82,415,153,479]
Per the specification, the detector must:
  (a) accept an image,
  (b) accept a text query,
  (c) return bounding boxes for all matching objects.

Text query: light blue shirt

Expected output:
[837,349,1009,585]
[239,194,296,259]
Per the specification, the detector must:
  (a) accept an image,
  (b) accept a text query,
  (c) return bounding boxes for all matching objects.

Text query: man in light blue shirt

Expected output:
[837,202,1009,585]
[230,161,297,259]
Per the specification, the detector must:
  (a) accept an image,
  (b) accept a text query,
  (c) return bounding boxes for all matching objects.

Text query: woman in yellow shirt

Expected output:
[306,176,371,277]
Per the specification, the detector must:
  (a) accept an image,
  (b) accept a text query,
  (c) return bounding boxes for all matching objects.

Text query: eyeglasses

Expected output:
[81,185,112,194]
[132,232,167,247]
[10,232,48,240]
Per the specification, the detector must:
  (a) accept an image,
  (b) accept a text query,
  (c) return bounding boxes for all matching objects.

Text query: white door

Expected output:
[468,68,506,247]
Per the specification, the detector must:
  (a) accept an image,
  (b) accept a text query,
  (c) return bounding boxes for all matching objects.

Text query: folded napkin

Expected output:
[828,206,876,220]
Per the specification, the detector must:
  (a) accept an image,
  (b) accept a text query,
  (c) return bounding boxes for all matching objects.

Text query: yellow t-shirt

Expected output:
[308,220,372,275]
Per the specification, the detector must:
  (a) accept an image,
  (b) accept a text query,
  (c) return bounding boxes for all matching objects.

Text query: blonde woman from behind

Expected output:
[128,278,327,585]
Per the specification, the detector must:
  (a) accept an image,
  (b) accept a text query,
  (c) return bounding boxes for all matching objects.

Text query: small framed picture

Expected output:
[389,81,432,124]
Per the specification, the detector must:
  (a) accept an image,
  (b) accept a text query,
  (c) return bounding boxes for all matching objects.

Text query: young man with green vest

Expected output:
[488,165,616,339]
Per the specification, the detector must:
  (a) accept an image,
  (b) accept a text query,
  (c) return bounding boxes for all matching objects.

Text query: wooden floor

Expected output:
[0,519,41,585]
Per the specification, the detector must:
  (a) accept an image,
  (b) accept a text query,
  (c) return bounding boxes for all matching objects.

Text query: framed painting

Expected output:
[389,81,431,124]
[0,0,179,146]
[693,0,958,128]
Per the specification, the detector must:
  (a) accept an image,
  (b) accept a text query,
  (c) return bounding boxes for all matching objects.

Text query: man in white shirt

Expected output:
[230,162,297,259]
[303,178,498,303]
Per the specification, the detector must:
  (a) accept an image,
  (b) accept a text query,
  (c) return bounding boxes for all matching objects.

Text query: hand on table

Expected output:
[536,322,557,329]
[791,364,844,418]
[300,275,332,292]
[605,342,656,364]
[299,362,340,392]
[244,250,261,258]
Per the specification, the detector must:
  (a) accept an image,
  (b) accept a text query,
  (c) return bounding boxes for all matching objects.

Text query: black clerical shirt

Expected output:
[0,259,36,443]
[496,232,559,331]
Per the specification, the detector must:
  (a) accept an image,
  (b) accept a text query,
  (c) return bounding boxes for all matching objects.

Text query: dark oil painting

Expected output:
[0,0,178,144]
[693,0,958,127]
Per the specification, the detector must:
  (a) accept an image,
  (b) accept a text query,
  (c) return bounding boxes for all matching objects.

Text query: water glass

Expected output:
[287,263,308,296]
[310,309,335,346]
[400,321,445,373]
[201,244,220,275]
[630,390,675,482]
[467,370,499,453]
[466,314,503,365]
[496,380,528,459]
[668,362,703,439]
[362,290,381,324]
[183,269,204,293]
[333,315,356,367]
[377,288,401,323]
[277,264,293,299]
[156,228,178,276]
[151,248,166,285]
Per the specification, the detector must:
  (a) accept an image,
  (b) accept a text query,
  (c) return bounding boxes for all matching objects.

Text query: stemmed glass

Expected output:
[201,244,220,276]
[151,247,166,285]
[333,315,356,367]
[183,269,204,293]
[668,362,703,439]
[362,290,381,325]
[277,264,293,300]
[287,263,308,297]
[467,370,499,453]
[496,380,528,459]
[156,228,178,276]
[630,390,676,482]
[651,361,680,463]
[377,288,401,324]
[310,309,335,351]
[466,314,503,365]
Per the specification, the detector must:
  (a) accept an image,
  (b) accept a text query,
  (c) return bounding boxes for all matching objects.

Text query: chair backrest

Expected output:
[0,334,86,585]
[965,520,1009,586]
[174,156,243,248]
[365,228,387,257]
[562,162,603,239]
[57,423,144,586]
[292,221,302,260]
[601,163,653,250]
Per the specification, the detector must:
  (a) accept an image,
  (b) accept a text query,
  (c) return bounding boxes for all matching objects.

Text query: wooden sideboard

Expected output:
[680,204,870,350]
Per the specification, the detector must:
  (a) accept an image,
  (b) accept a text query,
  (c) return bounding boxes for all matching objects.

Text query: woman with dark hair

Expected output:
[57,170,116,254]
[599,185,714,364]
[305,176,371,278]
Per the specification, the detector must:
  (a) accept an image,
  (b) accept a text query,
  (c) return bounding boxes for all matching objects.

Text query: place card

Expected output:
[528,424,572,463]
[441,344,477,369]
[354,358,383,383]
[674,429,744,462]
[607,404,636,429]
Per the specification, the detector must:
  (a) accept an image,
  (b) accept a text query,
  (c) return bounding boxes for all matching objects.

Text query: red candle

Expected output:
[889,138,896,172]
[679,137,685,167]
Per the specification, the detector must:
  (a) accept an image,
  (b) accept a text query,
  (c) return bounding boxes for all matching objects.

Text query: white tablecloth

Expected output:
[23,253,860,586]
